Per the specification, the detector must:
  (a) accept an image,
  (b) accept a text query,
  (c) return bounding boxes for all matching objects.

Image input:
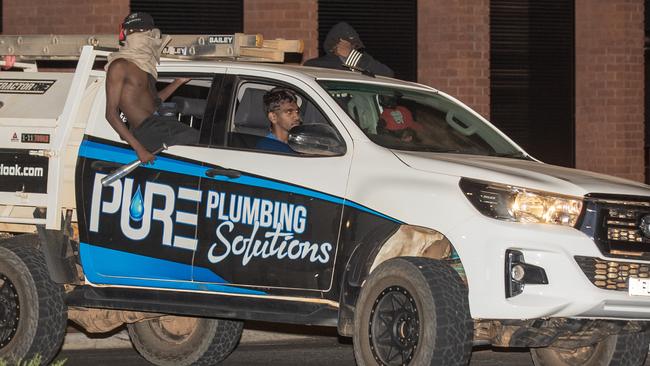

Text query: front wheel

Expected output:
[353,257,473,366]
[128,315,243,366]
[530,330,650,366]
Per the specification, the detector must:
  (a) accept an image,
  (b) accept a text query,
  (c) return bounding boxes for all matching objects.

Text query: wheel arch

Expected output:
[337,224,466,337]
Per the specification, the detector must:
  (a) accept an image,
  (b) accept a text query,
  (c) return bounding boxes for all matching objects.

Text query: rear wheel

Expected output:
[128,315,243,366]
[530,330,650,366]
[353,257,473,366]
[0,239,67,364]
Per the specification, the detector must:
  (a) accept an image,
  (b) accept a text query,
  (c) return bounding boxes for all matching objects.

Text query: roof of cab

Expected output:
[157,60,437,92]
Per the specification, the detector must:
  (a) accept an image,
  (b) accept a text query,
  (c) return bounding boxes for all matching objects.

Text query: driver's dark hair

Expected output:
[263,87,298,114]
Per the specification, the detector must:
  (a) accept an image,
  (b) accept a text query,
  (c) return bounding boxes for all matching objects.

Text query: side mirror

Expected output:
[288,124,346,156]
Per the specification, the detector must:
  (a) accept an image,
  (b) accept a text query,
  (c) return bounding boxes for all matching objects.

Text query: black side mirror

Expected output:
[288,124,346,156]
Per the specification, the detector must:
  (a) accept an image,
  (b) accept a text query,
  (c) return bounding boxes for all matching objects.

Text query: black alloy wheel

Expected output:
[369,286,420,365]
[353,257,472,366]
[0,273,19,350]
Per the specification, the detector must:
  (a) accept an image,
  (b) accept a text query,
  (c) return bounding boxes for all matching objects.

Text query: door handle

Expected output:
[90,161,122,174]
[205,167,241,179]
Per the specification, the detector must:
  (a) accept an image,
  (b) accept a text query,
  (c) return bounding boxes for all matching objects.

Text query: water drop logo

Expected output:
[129,185,144,221]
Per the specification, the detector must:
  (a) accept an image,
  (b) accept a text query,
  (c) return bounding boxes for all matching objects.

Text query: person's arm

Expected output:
[344,49,394,78]
[105,60,155,164]
[335,39,394,78]
[157,77,190,102]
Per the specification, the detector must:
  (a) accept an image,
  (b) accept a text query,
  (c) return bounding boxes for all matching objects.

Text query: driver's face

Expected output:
[270,101,301,133]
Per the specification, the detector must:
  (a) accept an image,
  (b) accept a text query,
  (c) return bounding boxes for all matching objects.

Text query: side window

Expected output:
[226,81,335,155]
[156,76,213,138]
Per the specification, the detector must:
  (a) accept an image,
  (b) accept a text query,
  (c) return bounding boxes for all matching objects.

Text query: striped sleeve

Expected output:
[344,49,364,69]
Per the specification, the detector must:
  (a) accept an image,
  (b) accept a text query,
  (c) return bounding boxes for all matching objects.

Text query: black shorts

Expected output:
[132,114,200,152]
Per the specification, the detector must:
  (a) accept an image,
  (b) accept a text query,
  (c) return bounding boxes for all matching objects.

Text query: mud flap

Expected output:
[34,208,79,284]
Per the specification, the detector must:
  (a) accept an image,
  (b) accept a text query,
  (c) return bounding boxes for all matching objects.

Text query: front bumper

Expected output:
[448,215,650,320]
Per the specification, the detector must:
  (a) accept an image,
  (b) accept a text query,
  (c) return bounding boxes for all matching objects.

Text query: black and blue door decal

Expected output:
[76,137,400,296]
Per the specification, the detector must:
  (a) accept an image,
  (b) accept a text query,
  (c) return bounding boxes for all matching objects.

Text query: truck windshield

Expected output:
[318,80,526,158]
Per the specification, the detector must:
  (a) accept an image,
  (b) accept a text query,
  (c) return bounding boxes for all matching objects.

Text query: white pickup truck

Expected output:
[1,38,650,366]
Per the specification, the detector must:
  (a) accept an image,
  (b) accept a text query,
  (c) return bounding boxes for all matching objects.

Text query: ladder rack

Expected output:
[0,33,303,62]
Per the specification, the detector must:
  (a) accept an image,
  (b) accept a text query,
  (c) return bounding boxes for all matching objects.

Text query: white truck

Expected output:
[1,35,650,366]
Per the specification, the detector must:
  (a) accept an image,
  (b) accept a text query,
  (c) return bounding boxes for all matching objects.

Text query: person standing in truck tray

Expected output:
[255,87,302,153]
[105,12,199,164]
[303,22,394,78]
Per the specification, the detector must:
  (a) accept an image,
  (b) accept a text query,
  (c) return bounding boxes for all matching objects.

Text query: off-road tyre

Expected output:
[0,238,67,365]
[128,315,243,366]
[353,257,473,366]
[530,330,650,366]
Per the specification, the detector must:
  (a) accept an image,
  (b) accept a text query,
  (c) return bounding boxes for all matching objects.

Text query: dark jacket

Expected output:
[303,22,394,78]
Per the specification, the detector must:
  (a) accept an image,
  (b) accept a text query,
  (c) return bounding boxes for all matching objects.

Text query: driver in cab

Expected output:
[255,87,302,154]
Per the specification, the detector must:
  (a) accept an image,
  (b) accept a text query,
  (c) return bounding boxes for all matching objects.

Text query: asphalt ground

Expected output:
[54,322,650,366]
[57,331,535,366]
[57,343,538,366]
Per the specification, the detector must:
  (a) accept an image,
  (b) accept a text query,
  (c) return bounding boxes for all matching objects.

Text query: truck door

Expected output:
[76,75,218,289]
[191,74,353,293]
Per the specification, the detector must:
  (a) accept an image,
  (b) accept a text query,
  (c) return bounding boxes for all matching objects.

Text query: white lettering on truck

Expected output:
[0,164,44,177]
[89,173,333,266]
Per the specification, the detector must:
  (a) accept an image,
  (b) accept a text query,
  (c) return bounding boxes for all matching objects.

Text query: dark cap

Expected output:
[122,12,155,30]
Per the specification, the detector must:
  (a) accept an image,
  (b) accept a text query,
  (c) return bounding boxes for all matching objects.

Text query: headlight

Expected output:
[459,178,583,227]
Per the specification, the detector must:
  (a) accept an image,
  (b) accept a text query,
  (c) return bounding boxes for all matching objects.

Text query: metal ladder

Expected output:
[0,33,304,62]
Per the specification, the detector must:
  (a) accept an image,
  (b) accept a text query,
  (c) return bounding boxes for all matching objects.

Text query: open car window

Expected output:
[226,81,340,155]
[318,80,527,158]
[155,77,212,138]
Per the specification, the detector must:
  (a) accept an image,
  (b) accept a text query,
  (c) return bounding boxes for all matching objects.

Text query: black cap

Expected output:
[122,12,155,30]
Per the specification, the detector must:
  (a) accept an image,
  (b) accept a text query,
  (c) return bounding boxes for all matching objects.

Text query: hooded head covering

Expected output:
[106,13,170,79]
[323,22,364,54]
[106,28,170,79]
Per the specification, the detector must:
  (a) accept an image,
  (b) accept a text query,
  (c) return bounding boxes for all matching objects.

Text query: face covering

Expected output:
[105,29,171,79]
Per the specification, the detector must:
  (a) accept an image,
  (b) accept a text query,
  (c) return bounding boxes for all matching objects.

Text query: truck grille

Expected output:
[579,196,650,259]
[575,256,650,291]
